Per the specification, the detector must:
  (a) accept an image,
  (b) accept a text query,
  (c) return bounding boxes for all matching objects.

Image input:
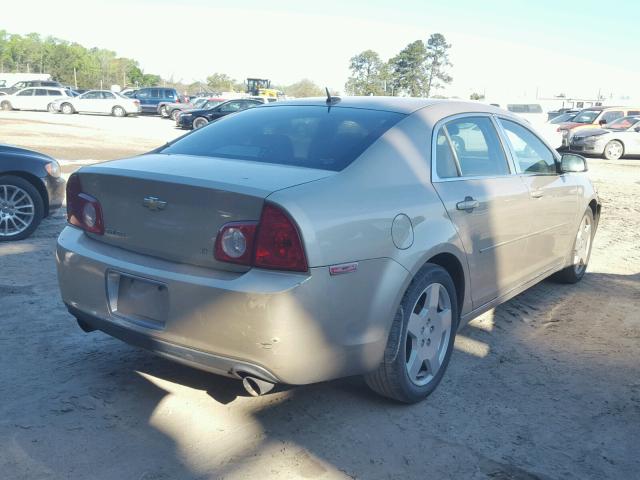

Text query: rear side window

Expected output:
[435,117,509,178]
[35,89,48,96]
[17,89,34,96]
[161,105,405,171]
[627,110,640,116]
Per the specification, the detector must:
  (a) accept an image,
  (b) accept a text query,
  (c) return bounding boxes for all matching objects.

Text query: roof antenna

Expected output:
[325,87,340,105]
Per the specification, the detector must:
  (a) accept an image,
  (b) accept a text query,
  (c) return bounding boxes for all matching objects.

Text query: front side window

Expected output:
[435,116,509,178]
[81,91,101,100]
[161,105,405,171]
[499,119,557,175]
[34,89,48,96]
[573,110,600,124]
[47,89,62,96]
[219,101,243,112]
[101,92,116,99]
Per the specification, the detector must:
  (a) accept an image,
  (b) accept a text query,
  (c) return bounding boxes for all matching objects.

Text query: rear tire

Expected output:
[554,208,594,284]
[47,103,57,113]
[365,264,459,403]
[61,103,74,114]
[0,175,44,242]
[159,105,168,117]
[192,117,208,129]
[1,100,13,111]
[112,105,126,117]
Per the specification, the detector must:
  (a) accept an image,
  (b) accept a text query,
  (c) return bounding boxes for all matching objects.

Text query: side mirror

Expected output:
[599,119,607,126]
[560,153,588,173]
[634,126,640,132]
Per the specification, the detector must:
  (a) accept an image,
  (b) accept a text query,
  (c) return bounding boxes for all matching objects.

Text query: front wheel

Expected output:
[554,208,594,283]
[603,140,624,161]
[365,264,459,403]
[1,100,13,111]
[170,109,181,121]
[192,117,208,129]
[0,175,44,241]
[112,106,126,117]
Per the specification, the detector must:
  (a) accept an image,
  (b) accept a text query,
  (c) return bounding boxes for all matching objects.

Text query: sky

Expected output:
[3,0,640,100]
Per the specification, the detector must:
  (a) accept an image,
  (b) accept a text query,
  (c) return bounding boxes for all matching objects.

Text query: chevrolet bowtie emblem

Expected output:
[142,196,167,211]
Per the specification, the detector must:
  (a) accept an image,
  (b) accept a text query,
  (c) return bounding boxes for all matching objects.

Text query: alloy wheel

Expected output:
[604,141,623,160]
[0,184,35,237]
[573,214,592,276]
[405,282,452,386]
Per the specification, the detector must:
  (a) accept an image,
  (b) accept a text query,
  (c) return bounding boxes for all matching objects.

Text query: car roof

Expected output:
[264,96,506,115]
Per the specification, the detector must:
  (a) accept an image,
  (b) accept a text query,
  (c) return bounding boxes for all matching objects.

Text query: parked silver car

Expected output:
[569,115,640,160]
[56,98,600,403]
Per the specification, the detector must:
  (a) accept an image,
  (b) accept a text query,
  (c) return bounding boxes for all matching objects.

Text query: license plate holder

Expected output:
[106,271,168,328]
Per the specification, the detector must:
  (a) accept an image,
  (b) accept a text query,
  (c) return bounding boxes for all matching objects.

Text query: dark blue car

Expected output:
[0,144,65,241]
[127,87,185,115]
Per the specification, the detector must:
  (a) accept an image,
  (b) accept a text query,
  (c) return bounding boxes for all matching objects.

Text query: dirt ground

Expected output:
[0,110,639,480]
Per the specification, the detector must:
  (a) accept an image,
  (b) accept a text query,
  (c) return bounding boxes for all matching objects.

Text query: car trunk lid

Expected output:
[76,153,334,271]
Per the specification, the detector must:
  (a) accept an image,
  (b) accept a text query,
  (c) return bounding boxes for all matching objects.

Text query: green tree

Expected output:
[470,92,485,100]
[424,33,452,98]
[206,73,237,92]
[345,50,386,96]
[284,79,324,98]
[389,40,428,97]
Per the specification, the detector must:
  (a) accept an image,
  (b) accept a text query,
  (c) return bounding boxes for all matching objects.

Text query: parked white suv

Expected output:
[0,87,74,112]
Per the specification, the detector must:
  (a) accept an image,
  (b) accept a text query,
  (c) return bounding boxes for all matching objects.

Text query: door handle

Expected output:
[456,196,480,212]
[530,189,545,198]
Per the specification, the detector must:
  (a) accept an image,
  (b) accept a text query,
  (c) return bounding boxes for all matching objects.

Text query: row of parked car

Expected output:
[0,82,274,130]
[550,106,640,160]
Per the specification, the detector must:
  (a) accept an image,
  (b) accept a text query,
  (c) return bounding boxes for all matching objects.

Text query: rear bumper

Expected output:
[56,226,406,384]
[68,304,280,383]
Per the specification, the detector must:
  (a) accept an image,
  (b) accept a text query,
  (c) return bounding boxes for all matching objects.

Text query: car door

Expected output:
[75,91,101,112]
[497,118,578,278]
[136,89,152,112]
[32,89,50,110]
[100,91,117,113]
[431,115,533,308]
[13,88,36,109]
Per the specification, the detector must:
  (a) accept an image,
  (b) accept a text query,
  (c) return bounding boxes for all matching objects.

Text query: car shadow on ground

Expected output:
[15,270,632,479]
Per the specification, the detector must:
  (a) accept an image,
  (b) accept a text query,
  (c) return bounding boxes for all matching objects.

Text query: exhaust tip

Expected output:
[242,376,275,397]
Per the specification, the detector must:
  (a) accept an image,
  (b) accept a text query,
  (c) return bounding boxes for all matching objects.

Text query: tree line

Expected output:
[0,31,160,89]
[345,33,453,97]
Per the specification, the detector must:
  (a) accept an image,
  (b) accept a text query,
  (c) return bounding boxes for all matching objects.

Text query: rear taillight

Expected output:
[214,203,307,272]
[66,174,104,235]
[214,222,257,265]
[133,100,140,106]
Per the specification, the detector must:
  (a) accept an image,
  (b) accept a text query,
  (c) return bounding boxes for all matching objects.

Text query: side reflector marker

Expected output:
[329,262,358,276]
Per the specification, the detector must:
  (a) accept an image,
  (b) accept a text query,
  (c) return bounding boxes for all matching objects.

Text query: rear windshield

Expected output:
[160,105,406,171]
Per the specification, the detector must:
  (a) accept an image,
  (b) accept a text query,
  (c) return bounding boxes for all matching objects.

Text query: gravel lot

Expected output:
[1,110,639,480]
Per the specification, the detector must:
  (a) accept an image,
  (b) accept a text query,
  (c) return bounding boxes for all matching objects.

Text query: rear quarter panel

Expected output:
[268,109,473,319]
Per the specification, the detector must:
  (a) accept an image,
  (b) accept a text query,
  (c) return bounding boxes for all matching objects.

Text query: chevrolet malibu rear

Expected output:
[57,97,599,403]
